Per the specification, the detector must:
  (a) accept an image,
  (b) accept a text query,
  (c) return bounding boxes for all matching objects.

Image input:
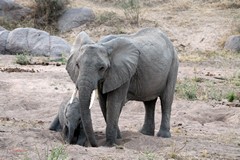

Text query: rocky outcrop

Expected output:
[0,27,71,59]
[0,28,10,54]
[58,7,95,32]
[224,35,240,53]
[0,0,31,21]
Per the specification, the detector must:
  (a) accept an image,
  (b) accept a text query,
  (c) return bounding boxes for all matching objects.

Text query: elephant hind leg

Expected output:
[157,93,172,138]
[49,115,62,132]
[140,98,157,136]
[157,63,178,138]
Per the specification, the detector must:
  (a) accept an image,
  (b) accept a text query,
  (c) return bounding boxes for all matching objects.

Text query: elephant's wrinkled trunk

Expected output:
[78,85,98,147]
[67,125,75,144]
[63,125,71,143]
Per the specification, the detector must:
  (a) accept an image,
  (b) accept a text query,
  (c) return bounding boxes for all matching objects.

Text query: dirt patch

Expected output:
[1,54,240,159]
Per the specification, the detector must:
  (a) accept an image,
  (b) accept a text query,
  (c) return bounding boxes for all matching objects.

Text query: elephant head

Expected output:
[66,32,140,147]
[62,97,85,144]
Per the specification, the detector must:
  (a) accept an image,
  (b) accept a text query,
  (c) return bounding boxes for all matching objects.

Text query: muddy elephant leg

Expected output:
[140,98,157,136]
[98,89,122,139]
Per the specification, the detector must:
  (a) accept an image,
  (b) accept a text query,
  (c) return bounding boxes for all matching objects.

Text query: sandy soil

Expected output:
[1,0,240,160]
[0,55,240,159]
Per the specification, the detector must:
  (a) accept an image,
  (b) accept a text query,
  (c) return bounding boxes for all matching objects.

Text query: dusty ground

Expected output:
[1,0,240,160]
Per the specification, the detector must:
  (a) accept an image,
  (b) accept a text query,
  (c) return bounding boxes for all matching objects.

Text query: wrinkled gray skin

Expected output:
[49,97,87,145]
[66,28,179,147]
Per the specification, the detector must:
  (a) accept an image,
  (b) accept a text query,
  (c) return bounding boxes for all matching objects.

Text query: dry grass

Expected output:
[169,0,193,11]
[179,50,240,63]
[210,0,240,9]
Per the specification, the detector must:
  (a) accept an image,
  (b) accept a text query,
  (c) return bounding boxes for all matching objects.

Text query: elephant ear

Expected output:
[102,38,140,94]
[66,32,94,83]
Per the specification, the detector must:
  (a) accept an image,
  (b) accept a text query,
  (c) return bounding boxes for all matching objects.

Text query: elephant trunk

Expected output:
[78,85,98,147]
[67,124,75,144]
[62,124,74,144]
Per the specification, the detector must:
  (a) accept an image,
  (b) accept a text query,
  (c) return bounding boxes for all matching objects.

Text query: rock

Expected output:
[58,7,95,32]
[28,28,50,56]
[6,28,30,54]
[0,28,9,54]
[50,36,71,58]
[224,35,240,53]
[5,28,71,58]
[0,26,6,31]
[0,0,31,21]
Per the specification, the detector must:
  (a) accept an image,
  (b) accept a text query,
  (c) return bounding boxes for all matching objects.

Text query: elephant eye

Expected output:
[76,63,79,69]
[99,66,105,72]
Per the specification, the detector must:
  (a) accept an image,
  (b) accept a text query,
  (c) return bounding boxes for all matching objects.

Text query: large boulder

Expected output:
[0,0,31,21]
[58,7,95,32]
[0,28,9,54]
[50,36,71,57]
[3,28,71,59]
[224,35,240,53]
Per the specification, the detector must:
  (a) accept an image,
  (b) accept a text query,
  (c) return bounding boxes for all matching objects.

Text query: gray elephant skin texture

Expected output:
[66,28,179,147]
[49,97,87,146]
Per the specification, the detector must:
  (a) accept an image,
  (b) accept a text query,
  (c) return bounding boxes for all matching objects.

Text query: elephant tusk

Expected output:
[89,90,95,109]
[69,88,78,104]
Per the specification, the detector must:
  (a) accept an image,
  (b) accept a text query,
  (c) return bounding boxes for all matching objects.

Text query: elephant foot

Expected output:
[104,140,115,147]
[157,129,171,138]
[117,128,122,139]
[139,125,154,136]
[76,137,87,146]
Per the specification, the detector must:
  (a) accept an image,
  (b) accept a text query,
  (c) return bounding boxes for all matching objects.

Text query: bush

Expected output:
[119,0,141,25]
[32,0,69,31]
[16,53,31,65]
[47,145,68,160]
[176,79,198,100]
[227,92,236,102]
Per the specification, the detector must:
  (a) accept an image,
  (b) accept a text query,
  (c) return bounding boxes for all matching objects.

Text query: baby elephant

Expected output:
[49,97,87,146]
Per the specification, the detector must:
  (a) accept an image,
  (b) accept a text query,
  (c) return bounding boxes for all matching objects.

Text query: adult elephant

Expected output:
[66,28,179,147]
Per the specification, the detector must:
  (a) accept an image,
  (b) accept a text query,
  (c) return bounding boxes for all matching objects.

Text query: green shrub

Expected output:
[47,145,68,160]
[50,53,67,65]
[227,92,236,102]
[16,53,31,65]
[176,79,198,100]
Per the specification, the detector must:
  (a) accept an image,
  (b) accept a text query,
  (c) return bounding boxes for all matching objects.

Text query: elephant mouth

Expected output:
[69,88,96,109]
[63,125,87,145]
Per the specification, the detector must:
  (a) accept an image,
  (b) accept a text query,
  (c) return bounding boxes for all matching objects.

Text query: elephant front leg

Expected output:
[105,83,129,146]
[98,87,122,139]
[140,98,157,136]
